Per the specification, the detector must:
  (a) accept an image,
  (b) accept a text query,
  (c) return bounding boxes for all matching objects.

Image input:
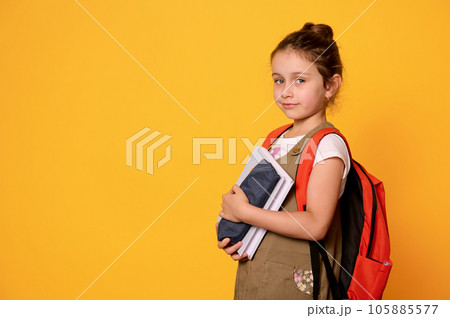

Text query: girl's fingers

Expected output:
[217,237,230,249]
[231,253,241,261]
[224,241,242,255]
[217,238,249,261]
[238,252,249,261]
[231,252,249,261]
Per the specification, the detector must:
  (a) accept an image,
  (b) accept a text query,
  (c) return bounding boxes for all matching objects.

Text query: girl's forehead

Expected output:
[271,50,318,75]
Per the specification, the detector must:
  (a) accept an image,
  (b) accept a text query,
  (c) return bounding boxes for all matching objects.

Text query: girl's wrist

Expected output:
[241,203,258,224]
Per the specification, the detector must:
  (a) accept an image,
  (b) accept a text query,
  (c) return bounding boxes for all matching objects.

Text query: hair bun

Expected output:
[301,22,334,42]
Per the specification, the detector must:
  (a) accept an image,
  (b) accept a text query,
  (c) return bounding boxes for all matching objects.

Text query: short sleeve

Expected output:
[313,134,351,198]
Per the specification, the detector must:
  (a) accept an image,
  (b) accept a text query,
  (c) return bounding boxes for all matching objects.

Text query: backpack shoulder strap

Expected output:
[295,124,352,300]
[261,123,294,150]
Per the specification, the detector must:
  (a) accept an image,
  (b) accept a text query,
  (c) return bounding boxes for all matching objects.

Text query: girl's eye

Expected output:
[274,78,305,84]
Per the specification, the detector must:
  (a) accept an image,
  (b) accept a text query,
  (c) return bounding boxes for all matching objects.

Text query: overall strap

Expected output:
[289,121,336,161]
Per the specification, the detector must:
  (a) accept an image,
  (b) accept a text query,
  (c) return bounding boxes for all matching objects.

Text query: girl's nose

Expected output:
[281,82,295,98]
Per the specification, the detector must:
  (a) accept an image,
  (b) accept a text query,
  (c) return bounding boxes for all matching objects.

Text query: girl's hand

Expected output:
[215,222,249,261]
[219,184,250,223]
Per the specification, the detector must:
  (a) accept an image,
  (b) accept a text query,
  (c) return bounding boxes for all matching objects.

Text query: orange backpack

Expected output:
[262,123,392,300]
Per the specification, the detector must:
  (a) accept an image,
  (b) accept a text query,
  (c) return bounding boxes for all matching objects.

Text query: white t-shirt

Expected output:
[269,129,351,198]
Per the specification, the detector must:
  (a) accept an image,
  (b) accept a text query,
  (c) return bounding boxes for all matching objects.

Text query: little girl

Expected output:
[216,22,351,300]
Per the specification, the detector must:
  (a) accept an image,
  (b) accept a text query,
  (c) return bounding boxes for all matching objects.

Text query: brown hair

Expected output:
[270,22,344,108]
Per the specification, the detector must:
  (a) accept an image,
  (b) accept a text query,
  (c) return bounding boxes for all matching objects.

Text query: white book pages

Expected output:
[262,178,284,210]
[245,226,268,259]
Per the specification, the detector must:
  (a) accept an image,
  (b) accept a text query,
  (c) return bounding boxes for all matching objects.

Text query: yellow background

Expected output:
[1,0,449,299]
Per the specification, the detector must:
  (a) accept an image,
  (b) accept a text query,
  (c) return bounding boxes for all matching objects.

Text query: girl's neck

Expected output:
[284,114,327,138]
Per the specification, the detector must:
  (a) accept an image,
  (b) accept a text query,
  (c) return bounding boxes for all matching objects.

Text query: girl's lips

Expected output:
[282,103,298,109]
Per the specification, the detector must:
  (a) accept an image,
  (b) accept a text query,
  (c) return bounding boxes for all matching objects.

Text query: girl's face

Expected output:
[271,50,329,122]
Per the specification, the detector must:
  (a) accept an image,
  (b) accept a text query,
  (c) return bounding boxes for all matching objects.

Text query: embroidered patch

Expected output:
[271,146,281,157]
[293,269,314,295]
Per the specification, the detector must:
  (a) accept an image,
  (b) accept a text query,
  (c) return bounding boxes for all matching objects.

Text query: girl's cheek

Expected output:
[274,93,283,104]
[273,87,281,97]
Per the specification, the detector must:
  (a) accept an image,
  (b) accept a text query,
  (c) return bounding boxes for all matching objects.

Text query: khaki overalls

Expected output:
[234,121,343,300]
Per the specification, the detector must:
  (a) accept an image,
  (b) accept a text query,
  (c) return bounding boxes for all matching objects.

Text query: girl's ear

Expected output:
[325,74,342,100]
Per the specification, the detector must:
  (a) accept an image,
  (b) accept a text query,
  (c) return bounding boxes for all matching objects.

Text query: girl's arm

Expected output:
[220,156,344,241]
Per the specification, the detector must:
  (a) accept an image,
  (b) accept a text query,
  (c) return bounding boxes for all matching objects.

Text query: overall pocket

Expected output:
[257,261,313,300]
